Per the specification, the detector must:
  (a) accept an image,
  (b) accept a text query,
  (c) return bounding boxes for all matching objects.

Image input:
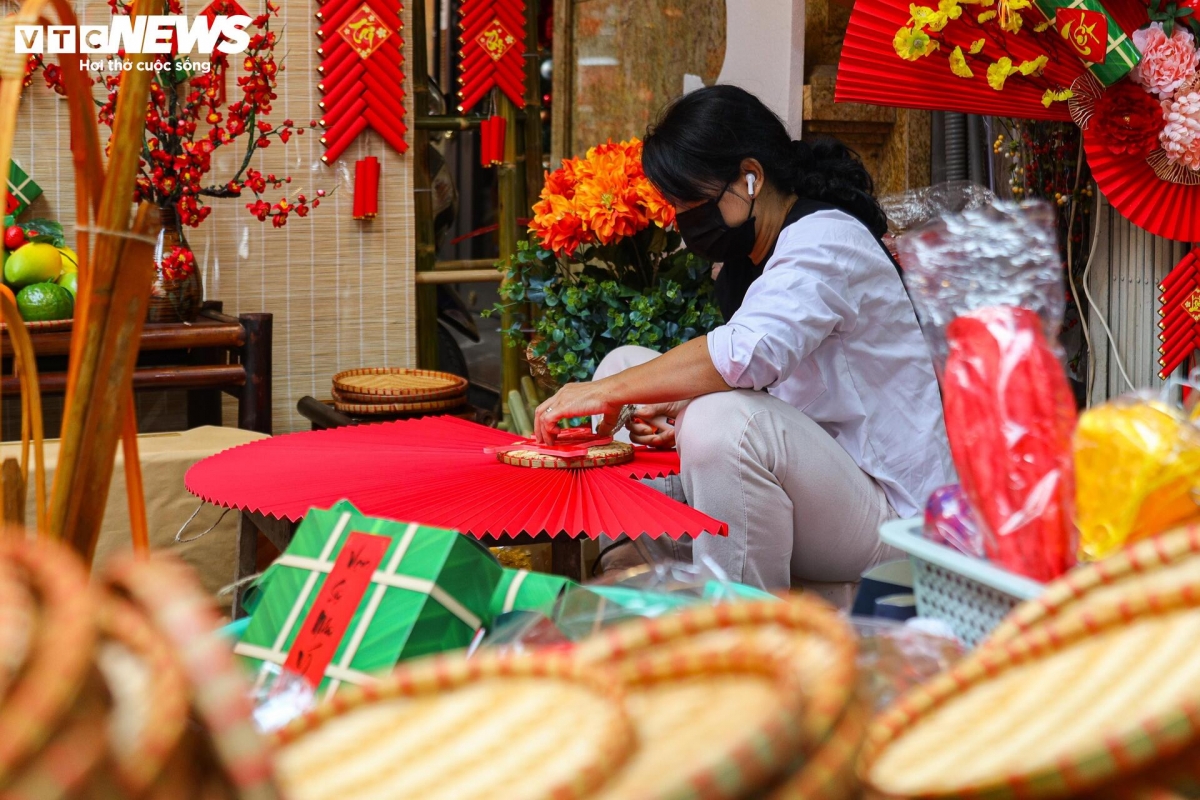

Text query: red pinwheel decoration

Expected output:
[1159,248,1200,380]
[315,0,408,163]
[457,0,527,112]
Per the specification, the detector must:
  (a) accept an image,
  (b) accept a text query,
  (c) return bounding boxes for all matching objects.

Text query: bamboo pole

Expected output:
[412,0,440,369]
[49,0,165,560]
[524,0,545,202]
[497,93,525,425]
[415,269,502,284]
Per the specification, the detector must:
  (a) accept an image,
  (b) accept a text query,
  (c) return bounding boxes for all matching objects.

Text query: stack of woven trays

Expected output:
[0,535,278,799]
[273,595,865,800]
[330,368,468,417]
[860,521,1200,799]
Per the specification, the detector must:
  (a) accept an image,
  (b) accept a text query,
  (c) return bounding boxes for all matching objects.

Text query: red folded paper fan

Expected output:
[185,416,725,541]
[837,0,1147,121]
[1083,129,1200,243]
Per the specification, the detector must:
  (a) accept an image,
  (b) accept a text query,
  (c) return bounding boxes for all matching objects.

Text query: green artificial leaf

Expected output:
[22,218,65,247]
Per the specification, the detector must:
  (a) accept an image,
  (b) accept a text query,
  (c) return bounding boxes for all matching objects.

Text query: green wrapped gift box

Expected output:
[1035,0,1140,86]
[6,159,41,217]
[235,501,507,698]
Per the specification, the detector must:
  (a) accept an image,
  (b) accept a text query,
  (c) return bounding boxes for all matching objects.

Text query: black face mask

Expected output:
[674,186,756,264]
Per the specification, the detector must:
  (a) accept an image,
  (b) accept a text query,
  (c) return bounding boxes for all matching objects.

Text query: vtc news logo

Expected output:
[14,15,252,55]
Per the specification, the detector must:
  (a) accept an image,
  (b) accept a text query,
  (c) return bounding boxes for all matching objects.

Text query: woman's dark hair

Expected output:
[642,85,887,238]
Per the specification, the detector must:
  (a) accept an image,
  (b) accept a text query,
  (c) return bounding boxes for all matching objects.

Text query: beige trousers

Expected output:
[595,345,899,607]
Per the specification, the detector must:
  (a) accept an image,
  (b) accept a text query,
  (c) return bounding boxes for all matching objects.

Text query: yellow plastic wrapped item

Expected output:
[1074,393,1200,561]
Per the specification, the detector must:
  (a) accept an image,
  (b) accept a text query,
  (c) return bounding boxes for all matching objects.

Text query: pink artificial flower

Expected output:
[1131,22,1200,99]
[1161,88,1200,170]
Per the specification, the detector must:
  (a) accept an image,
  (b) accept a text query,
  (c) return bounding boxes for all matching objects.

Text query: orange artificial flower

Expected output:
[529,137,675,255]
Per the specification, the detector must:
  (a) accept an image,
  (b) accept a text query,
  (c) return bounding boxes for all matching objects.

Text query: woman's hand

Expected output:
[534,380,622,443]
[626,401,687,449]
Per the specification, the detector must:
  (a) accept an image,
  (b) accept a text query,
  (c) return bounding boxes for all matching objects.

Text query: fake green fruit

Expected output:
[16,282,74,321]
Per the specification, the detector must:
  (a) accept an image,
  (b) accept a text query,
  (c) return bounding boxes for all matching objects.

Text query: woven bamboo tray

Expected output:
[93,596,189,795]
[767,692,869,800]
[589,647,809,800]
[274,655,632,800]
[987,523,1200,647]
[499,441,634,469]
[332,392,468,416]
[332,368,468,401]
[0,318,72,333]
[576,596,859,756]
[861,582,1200,799]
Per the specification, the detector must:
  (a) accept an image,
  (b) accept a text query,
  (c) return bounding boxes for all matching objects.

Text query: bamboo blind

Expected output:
[9,0,416,433]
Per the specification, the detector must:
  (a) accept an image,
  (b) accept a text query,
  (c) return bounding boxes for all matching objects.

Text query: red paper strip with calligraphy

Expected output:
[283,531,390,688]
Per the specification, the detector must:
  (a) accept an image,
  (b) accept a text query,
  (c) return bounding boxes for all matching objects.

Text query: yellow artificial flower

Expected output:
[1034,19,1053,32]
[969,38,986,53]
[949,46,974,77]
[893,26,939,60]
[987,57,1016,90]
[1000,9,1023,32]
[909,3,947,29]
[1018,55,1049,75]
[1041,88,1074,106]
[939,0,963,21]
[978,10,997,22]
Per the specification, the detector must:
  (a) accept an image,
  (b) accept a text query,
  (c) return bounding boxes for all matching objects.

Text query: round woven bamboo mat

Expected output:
[274,656,632,800]
[499,441,634,469]
[862,583,1200,799]
[987,523,1200,647]
[332,368,468,401]
[331,391,467,416]
[584,648,807,800]
[576,597,858,756]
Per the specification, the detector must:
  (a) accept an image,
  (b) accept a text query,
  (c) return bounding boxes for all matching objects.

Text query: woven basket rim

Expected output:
[332,368,468,399]
[274,653,633,800]
[95,595,190,794]
[576,597,858,750]
[500,442,634,470]
[595,645,810,800]
[988,523,1200,646]
[862,582,1200,798]
[0,538,96,784]
[766,691,869,800]
[0,560,33,702]
[332,394,467,415]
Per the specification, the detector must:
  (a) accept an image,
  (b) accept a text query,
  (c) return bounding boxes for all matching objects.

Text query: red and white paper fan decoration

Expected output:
[316,0,408,163]
[456,0,527,112]
[185,416,726,541]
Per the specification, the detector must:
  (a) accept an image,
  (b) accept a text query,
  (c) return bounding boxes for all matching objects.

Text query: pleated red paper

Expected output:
[185,416,726,541]
[835,0,1146,121]
[1084,130,1200,243]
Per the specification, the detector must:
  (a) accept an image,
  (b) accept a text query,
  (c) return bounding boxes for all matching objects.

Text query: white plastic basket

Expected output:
[879,518,1045,648]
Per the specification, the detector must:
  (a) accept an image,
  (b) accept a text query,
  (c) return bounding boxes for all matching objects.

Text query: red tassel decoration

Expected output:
[353,158,367,220]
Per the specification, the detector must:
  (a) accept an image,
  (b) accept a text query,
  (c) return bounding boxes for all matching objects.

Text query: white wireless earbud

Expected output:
[746,174,756,197]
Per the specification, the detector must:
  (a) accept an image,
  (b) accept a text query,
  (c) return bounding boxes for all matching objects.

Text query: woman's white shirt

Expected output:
[705,208,955,518]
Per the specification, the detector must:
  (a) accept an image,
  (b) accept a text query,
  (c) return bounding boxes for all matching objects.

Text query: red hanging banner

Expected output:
[316,0,408,163]
[282,531,390,688]
[457,0,526,112]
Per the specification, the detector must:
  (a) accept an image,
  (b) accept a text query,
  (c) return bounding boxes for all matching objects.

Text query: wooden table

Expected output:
[2,302,273,435]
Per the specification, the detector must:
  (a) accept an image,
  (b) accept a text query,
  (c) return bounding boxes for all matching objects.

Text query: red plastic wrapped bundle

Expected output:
[941,305,1078,581]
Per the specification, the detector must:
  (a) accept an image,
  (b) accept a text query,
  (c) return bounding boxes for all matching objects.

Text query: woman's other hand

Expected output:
[627,402,686,449]
[534,381,621,443]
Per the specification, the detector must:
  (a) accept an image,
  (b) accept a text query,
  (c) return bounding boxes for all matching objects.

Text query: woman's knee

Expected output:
[593,345,661,381]
[676,390,762,466]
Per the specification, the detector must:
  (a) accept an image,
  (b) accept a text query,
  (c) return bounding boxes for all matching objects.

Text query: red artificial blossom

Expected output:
[35,0,326,274]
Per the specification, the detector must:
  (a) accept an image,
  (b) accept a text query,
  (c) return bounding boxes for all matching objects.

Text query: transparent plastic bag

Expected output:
[1074,386,1200,561]
[479,559,776,656]
[852,618,965,713]
[249,663,316,734]
[880,180,997,238]
[923,484,985,559]
[899,202,1077,582]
